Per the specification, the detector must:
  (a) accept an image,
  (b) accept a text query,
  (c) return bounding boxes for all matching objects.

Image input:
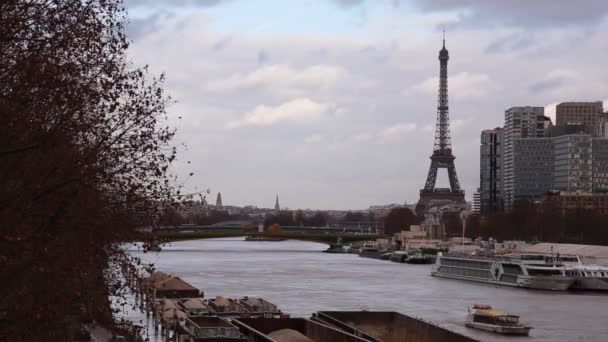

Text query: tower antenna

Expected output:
[442,30,445,48]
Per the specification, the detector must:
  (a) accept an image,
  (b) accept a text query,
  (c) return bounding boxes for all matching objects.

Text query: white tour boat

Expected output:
[465,304,532,336]
[431,252,576,290]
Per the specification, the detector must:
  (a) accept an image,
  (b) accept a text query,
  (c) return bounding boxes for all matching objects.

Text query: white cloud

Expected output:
[451,118,471,132]
[207,64,343,92]
[126,6,608,209]
[350,132,373,143]
[412,72,496,98]
[227,98,328,128]
[304,134,324,144]
[379,122,418,143]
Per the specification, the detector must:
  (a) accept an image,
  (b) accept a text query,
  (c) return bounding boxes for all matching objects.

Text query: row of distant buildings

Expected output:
[176,189,411,225]
[477,101,608,213]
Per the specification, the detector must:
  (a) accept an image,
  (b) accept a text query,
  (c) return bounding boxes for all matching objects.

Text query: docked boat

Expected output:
[515,253,608,291]
[405,250,434,264]
[569,264,608,291]
[465,304,532,336]
[244,236,286,242]
[359,247,383,259]
[324,238,350,254]
[389,251,408,263]
[431,253,576,290]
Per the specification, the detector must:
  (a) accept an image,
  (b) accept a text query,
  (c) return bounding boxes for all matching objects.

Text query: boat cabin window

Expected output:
[473,315,518,326]
[526,268,563,276]
[520,254,544,261]
[502,264,523,275]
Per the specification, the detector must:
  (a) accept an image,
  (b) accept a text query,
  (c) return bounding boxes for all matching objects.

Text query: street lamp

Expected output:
[460,209,470,248]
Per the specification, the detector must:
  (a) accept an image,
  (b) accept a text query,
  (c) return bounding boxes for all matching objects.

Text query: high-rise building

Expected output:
[556,102,603,137]
[502,107,547,210]
[513,138,553,203]
[216,192,223,209]
[549,123,590,137]
[472,189,481,214]
[479,127,503,212]
[599,112,608,138]
[592,138,608,192]
[553,134,593,192]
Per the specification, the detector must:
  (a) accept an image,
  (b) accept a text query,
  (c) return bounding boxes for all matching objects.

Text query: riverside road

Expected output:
[129,238,608,342]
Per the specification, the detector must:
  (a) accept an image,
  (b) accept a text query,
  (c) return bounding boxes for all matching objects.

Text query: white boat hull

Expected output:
[465,321,531,336]
[520,275,576,291]
[572,277,608,291]
[431,271,522,288]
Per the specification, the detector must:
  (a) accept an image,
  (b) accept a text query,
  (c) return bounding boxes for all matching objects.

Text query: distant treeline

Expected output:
[159,207,376,228]
[464,201,608,246]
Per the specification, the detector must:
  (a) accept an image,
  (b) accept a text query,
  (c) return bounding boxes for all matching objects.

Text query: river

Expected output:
[127,238,608,342]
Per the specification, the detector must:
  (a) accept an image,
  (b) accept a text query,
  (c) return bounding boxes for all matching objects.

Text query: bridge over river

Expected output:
[142,225,382,245]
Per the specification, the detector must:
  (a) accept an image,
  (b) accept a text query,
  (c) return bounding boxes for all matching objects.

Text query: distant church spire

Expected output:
[274,194,280,212]
[216,192,223,209]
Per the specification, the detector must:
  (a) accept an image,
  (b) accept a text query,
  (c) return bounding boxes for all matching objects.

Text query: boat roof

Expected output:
[573,264,608,271]
[473,308,516,318]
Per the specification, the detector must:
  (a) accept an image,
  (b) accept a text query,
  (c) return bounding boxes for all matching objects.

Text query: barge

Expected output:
[312,311,479,342]
[233,317,368,342]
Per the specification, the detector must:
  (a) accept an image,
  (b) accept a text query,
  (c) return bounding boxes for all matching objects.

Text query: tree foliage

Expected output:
[466,201,608,245]
[383,207,417,235]
[0,0,176,339]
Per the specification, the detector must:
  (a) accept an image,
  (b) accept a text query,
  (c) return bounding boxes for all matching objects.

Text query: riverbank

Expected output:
[126,238,608,341]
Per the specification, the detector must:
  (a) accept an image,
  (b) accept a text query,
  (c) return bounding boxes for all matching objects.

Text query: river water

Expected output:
[128,238,608,342]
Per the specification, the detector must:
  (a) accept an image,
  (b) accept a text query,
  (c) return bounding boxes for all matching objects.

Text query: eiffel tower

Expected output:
[415,34,465,217]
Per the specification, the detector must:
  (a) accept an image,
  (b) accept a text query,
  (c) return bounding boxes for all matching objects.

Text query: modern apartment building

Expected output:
[553,134,593,192]
[513,138,553,203]
[592,138,608,192]
[599,112,608,138]
[556,102,604,137]
[479,127,502,212]
[502,107,547,210]
[472,189,481,214]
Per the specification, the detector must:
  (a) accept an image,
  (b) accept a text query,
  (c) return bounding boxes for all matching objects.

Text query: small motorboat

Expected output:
[465,304,532,336]
[405,250,433,264]
[389,251,408,263]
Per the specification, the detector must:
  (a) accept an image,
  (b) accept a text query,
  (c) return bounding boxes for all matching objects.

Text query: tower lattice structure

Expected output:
[415,36,465,217]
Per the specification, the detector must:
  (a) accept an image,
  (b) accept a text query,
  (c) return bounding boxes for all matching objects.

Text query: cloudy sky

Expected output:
[124,0,608,210]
